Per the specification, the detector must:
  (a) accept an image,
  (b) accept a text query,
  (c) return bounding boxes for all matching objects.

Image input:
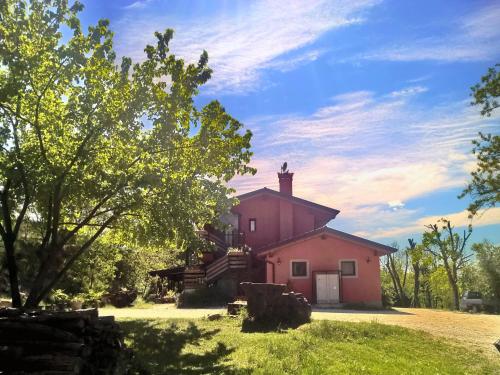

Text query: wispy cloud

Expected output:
[123,0,152,10]
[114,0,380,93]
[362,3,500,62]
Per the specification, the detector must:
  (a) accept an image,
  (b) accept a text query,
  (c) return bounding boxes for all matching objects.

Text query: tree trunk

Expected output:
[412,263,420,308]
[4,237,22,307]
[25,250,60,308]
[450,280,460,310]
[423,279,432,307]
[442,259,460,310]
[387,255,410,307]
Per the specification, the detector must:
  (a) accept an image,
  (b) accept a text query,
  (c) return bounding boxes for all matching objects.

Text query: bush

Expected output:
[176,286,232,308]
[50,289,71,309]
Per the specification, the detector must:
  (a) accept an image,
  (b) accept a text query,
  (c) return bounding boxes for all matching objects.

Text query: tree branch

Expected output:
[32,214,117,306]
[61,183,127,244]
[11,94,30,237]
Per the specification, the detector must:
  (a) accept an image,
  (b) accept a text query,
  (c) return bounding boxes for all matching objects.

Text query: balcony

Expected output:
[197,229,246,252]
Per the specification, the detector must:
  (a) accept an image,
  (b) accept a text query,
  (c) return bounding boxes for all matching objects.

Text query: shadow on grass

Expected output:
[120,320,245,375]
[241,318,307,333]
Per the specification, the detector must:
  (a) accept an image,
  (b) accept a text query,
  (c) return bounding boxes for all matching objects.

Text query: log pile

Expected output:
[0,308,126,374]
[240,282,311,330]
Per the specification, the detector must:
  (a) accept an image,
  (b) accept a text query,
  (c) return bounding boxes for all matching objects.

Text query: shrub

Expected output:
[50,289,71,309]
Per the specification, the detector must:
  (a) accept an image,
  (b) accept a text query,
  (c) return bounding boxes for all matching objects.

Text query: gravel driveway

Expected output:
[100,305,500,360]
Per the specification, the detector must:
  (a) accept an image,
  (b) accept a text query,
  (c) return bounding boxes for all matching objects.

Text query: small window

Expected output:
[249,218,256,232]
[291,261,308,277]
[341,261,356,276]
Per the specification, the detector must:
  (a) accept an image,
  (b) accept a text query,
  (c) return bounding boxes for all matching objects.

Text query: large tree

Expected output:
[423,219,472,310]
[0,0,254,307]
[472,241,500,303]
[459,64,499,215]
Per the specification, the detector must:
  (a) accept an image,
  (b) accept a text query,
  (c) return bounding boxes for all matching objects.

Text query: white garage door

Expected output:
[316,273,339,304]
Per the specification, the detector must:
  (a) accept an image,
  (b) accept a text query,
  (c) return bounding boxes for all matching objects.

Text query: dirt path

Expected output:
[313,307,500,360]
[100,305,500,360]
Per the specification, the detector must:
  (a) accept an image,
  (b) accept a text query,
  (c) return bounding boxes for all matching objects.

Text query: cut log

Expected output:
[0,321,81,342]
[0,340,88,356]
[1,354,84,372]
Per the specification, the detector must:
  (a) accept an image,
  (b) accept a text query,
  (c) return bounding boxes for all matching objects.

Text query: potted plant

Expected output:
[51,289,70,310]
[201,241,216,264]
[69,294,85,310]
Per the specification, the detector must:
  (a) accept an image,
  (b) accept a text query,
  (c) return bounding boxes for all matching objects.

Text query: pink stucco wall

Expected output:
[233,194,280,250]
[232,192,330,252]
[279,199,294,240]
[292,204,315,236]
[264,234,382,305]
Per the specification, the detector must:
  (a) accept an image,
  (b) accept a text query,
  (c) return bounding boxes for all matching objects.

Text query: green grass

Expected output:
[119,317,498,375]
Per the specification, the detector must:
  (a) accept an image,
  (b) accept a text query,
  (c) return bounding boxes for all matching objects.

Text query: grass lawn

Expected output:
[120,317,498,374]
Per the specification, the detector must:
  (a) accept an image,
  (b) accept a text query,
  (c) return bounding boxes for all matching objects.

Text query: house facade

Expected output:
[228,171,396,307]
[151,167,396,306]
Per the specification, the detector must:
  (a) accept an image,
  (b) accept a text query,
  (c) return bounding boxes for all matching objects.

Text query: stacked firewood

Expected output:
[0,308,126,374]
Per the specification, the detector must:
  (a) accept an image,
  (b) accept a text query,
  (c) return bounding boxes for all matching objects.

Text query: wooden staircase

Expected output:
[206,252,249,283]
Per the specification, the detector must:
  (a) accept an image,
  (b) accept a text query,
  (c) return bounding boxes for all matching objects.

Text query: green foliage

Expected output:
[471,64,500,117]
[473,240,500,301]
[112,244,178,296]
[120,318,499,374]
[460,64,499,215]
[382,227,480,310]
[62,238,122,296]
[427,266,454,309]
[460,132,500,215]
[50,288,71,307]
[0,0,254,306]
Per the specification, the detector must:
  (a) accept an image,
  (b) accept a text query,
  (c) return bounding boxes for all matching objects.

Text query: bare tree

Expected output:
[423,219,473,310]
[384,243,411,307]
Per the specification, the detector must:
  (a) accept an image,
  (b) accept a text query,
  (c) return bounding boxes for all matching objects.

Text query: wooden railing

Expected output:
[183,267,206,290]
[199,230,246,252]
[206,252,249,282]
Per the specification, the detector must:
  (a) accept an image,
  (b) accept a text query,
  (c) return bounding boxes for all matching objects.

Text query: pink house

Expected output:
[151,166,396,307]
[230,169,396,307]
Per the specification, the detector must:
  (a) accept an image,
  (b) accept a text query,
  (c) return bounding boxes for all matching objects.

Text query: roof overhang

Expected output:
[256,226,397,258]
[236,188,340,219]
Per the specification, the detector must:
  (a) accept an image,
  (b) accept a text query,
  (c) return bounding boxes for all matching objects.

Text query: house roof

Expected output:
[236,187,340,219]
[256,226,397,257]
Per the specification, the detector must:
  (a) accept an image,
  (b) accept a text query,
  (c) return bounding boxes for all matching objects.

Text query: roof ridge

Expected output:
[236,188,340,217]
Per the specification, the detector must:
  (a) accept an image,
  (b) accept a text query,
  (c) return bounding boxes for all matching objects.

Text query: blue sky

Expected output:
[79,0,499,246]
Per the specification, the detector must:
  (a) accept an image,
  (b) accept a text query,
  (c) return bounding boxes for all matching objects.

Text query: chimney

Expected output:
[278,171,294,196]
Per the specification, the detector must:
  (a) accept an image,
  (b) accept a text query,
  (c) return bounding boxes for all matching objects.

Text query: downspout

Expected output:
[265,260,275,283]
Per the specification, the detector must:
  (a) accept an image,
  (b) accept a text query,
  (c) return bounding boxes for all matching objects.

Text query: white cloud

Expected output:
[362,207,500,239]
[123,0,152,10]
[388,200,405,210]
[114,0,380,93]
[362,3,500,62]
